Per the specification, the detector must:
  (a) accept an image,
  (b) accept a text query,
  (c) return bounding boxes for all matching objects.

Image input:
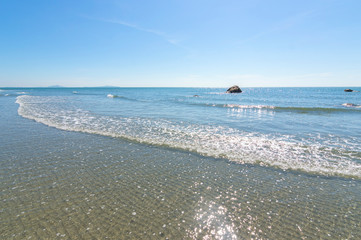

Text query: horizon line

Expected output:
[1,86,360,89]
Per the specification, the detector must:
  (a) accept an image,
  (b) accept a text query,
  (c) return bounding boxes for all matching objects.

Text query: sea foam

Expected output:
[16,95,361,178]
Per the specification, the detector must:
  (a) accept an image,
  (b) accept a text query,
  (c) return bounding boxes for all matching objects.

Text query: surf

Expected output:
[16,95,361,179]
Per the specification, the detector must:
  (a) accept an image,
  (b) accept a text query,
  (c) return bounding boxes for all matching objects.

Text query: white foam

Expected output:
[16,95,361,178]
[225,104,275,109]
[342,103,360,108]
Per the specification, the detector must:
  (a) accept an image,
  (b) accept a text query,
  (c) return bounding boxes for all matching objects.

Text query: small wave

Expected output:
[342,103,361,108]
[224,104,361,112]
[1,93,20,97]
[107,94,137,101]
[107,94,127,99]
[198,103,361,113]
[0,89,27,97]
[275,106,361,113]
[224,104,275,109]
[76,93,103,96]
[16,95,361,179]
[179,102,276,110]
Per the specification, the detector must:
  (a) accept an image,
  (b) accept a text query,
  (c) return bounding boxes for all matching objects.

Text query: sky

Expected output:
[0,0,361,87]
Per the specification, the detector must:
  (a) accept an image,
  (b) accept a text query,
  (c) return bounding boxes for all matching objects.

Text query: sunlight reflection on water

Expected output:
[188,197,238,240]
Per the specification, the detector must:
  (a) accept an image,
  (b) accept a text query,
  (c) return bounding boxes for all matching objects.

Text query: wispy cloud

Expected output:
[239,10,315,45]
[99,18,187,49]
[104,19,165,36]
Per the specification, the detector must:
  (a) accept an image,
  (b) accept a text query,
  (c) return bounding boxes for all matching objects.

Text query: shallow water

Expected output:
[1,88,361,239]
[11,87,361,178]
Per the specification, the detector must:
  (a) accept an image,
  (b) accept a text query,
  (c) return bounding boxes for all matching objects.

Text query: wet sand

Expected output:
[1,98,361,239]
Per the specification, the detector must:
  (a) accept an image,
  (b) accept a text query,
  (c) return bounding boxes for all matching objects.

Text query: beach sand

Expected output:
[1,97,361,239]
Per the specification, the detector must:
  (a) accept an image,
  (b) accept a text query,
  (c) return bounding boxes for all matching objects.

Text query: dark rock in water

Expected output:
[226,85,242,93]
[193,95,199,97]
[344,89,354,92]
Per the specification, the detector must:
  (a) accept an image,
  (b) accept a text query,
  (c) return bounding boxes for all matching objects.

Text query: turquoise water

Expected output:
[1,87,361,239]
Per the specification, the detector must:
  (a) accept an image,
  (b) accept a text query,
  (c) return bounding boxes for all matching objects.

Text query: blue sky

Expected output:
[1,0,360,87]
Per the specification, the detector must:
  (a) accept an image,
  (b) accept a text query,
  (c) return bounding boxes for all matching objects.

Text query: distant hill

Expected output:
[47,85,120,88]
[96,86,120,88]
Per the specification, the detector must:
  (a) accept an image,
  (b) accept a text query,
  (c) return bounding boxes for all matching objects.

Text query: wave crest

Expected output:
[194,102,361,113]
[16,95,361,178]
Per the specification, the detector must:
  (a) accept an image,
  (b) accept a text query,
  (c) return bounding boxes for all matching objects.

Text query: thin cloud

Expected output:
[100,18,186,48]
[239,10,315,45]
[104,19,165,36]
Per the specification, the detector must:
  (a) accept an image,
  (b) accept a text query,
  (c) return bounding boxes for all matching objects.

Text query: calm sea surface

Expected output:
[1,87,361,239]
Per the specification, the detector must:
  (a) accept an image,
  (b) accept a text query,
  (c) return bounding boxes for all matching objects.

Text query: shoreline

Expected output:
[1,96,361,239]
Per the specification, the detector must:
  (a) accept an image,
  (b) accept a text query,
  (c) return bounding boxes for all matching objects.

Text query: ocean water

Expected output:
[13,87,361,178]
[1,87,361,239]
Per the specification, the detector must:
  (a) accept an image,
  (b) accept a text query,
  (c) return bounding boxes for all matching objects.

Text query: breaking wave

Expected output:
[107,94,138,101]
[182,102,361,113]
[16,95,361,178]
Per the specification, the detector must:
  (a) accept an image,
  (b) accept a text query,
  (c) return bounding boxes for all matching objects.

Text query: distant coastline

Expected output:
[1,86,361,89]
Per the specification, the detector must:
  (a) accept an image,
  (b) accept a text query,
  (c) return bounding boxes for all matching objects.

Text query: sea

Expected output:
[1,87,360,239]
